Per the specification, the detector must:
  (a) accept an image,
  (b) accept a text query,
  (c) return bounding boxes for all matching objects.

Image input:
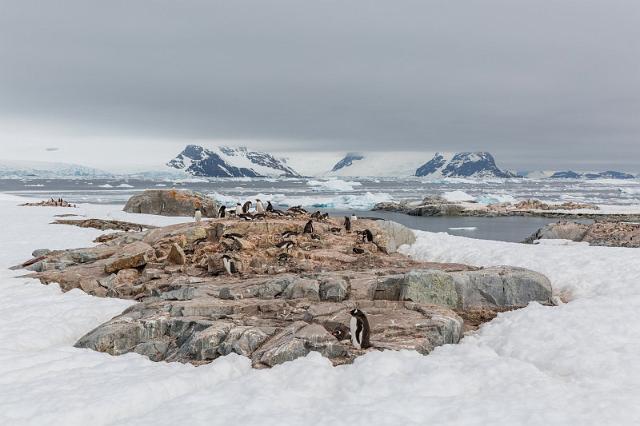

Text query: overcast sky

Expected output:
[1,0,639,171]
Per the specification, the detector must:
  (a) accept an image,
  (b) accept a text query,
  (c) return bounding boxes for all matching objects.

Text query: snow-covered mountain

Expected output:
[548,170,636,180]
[167,145,300,178]
[415,152,516,178]
[0,160,114,179]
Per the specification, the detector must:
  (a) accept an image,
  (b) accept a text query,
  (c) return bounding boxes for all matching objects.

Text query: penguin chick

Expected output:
[349,308,371,349]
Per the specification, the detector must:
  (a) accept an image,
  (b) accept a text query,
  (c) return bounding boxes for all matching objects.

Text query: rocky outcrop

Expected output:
[123,189,218,218]
[525,221,640,248]
[52,218,155,232]
[20,213,553,367]
[372,196,640,222]
[20,198,77,207]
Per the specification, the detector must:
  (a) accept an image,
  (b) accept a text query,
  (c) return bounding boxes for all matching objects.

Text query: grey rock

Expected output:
[319,277,350,302]
[450,266,552,309]
[31,249,51,258]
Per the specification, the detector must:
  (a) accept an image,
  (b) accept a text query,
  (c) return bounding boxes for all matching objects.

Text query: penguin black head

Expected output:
[349,308,362,316]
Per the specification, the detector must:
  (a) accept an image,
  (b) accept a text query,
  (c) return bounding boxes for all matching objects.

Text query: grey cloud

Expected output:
[0,0,639,170]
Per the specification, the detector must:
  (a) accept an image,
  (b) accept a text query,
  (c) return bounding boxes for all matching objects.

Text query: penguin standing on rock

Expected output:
[194,208,202,223]
[242,201,252,214]
[266,201,274,212]
[362,229,374,243]
[344,216,352,232]
[303,220,314,234]
[221,254,237,275]
[218,205,226,218]
[255,199,265,213]
[349,308,371,349]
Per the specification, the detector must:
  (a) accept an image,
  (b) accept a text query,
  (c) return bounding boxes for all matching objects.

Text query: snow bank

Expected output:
[2,194,640,425]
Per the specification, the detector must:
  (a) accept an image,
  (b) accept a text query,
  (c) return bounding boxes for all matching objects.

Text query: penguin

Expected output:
[329,227,342,234]
[221,254,237,275]
[218,205,226,218]
[271,209,286,216]
[255,199,265,214]
[320,213,329,221]
[362,229,373,243]
[350,213,358,222]
[344,216,352,232]
[281,230,299,239]
[242,201,252,214]
[349,308,371,349]
[238,213,254,221]
[275,240,295,252]
[194,208,202,223]
[353,247,365,254]
[266,201,274,212]
[311,211,322,220]
[228,203,242,216]
[303,220,314,234]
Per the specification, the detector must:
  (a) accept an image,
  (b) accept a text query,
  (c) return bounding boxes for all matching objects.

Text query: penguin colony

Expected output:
[208,199,376,350]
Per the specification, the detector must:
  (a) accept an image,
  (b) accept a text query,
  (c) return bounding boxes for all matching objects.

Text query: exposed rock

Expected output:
[20,198,76,207]
[123,189,218,218]
[104,242,152,274]
[167,243,187,265]
[525,220,640,248]
[23,213,553,368]
[52,218,155,232]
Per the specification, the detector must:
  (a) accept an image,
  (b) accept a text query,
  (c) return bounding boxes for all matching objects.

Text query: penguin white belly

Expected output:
[195,211,202,223]
[256,202,265,213]
[222,257,232,275]
[350,316,361,349]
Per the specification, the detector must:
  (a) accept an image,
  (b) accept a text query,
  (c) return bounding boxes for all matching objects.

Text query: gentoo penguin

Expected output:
[255,199,265,214]
[281,230,299,239]
[311,211,322,220]
[194,208,202,223]
[221,254,237,275]
[303,220,314,234]
[353,247,365,254]
[350,213,358,222]
[344,216,352,232]
[218,205,226,218]
[228,202,242,216]
[275,240,295,252]
[242,201,252,214]
[362,229,373,243]
[349,308,371,349]
[238,213,253,221]
[266,201,274,212]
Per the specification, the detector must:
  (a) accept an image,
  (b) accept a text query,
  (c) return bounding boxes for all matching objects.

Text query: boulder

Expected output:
[167,243,187,265]
[123,189,218,218]
[524,220,640,248]
[104,242,152,274]
[375,267,552,310]
[450,267,552,310]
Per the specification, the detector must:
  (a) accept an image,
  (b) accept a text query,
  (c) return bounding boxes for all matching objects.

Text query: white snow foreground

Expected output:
[1,195,640,425]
